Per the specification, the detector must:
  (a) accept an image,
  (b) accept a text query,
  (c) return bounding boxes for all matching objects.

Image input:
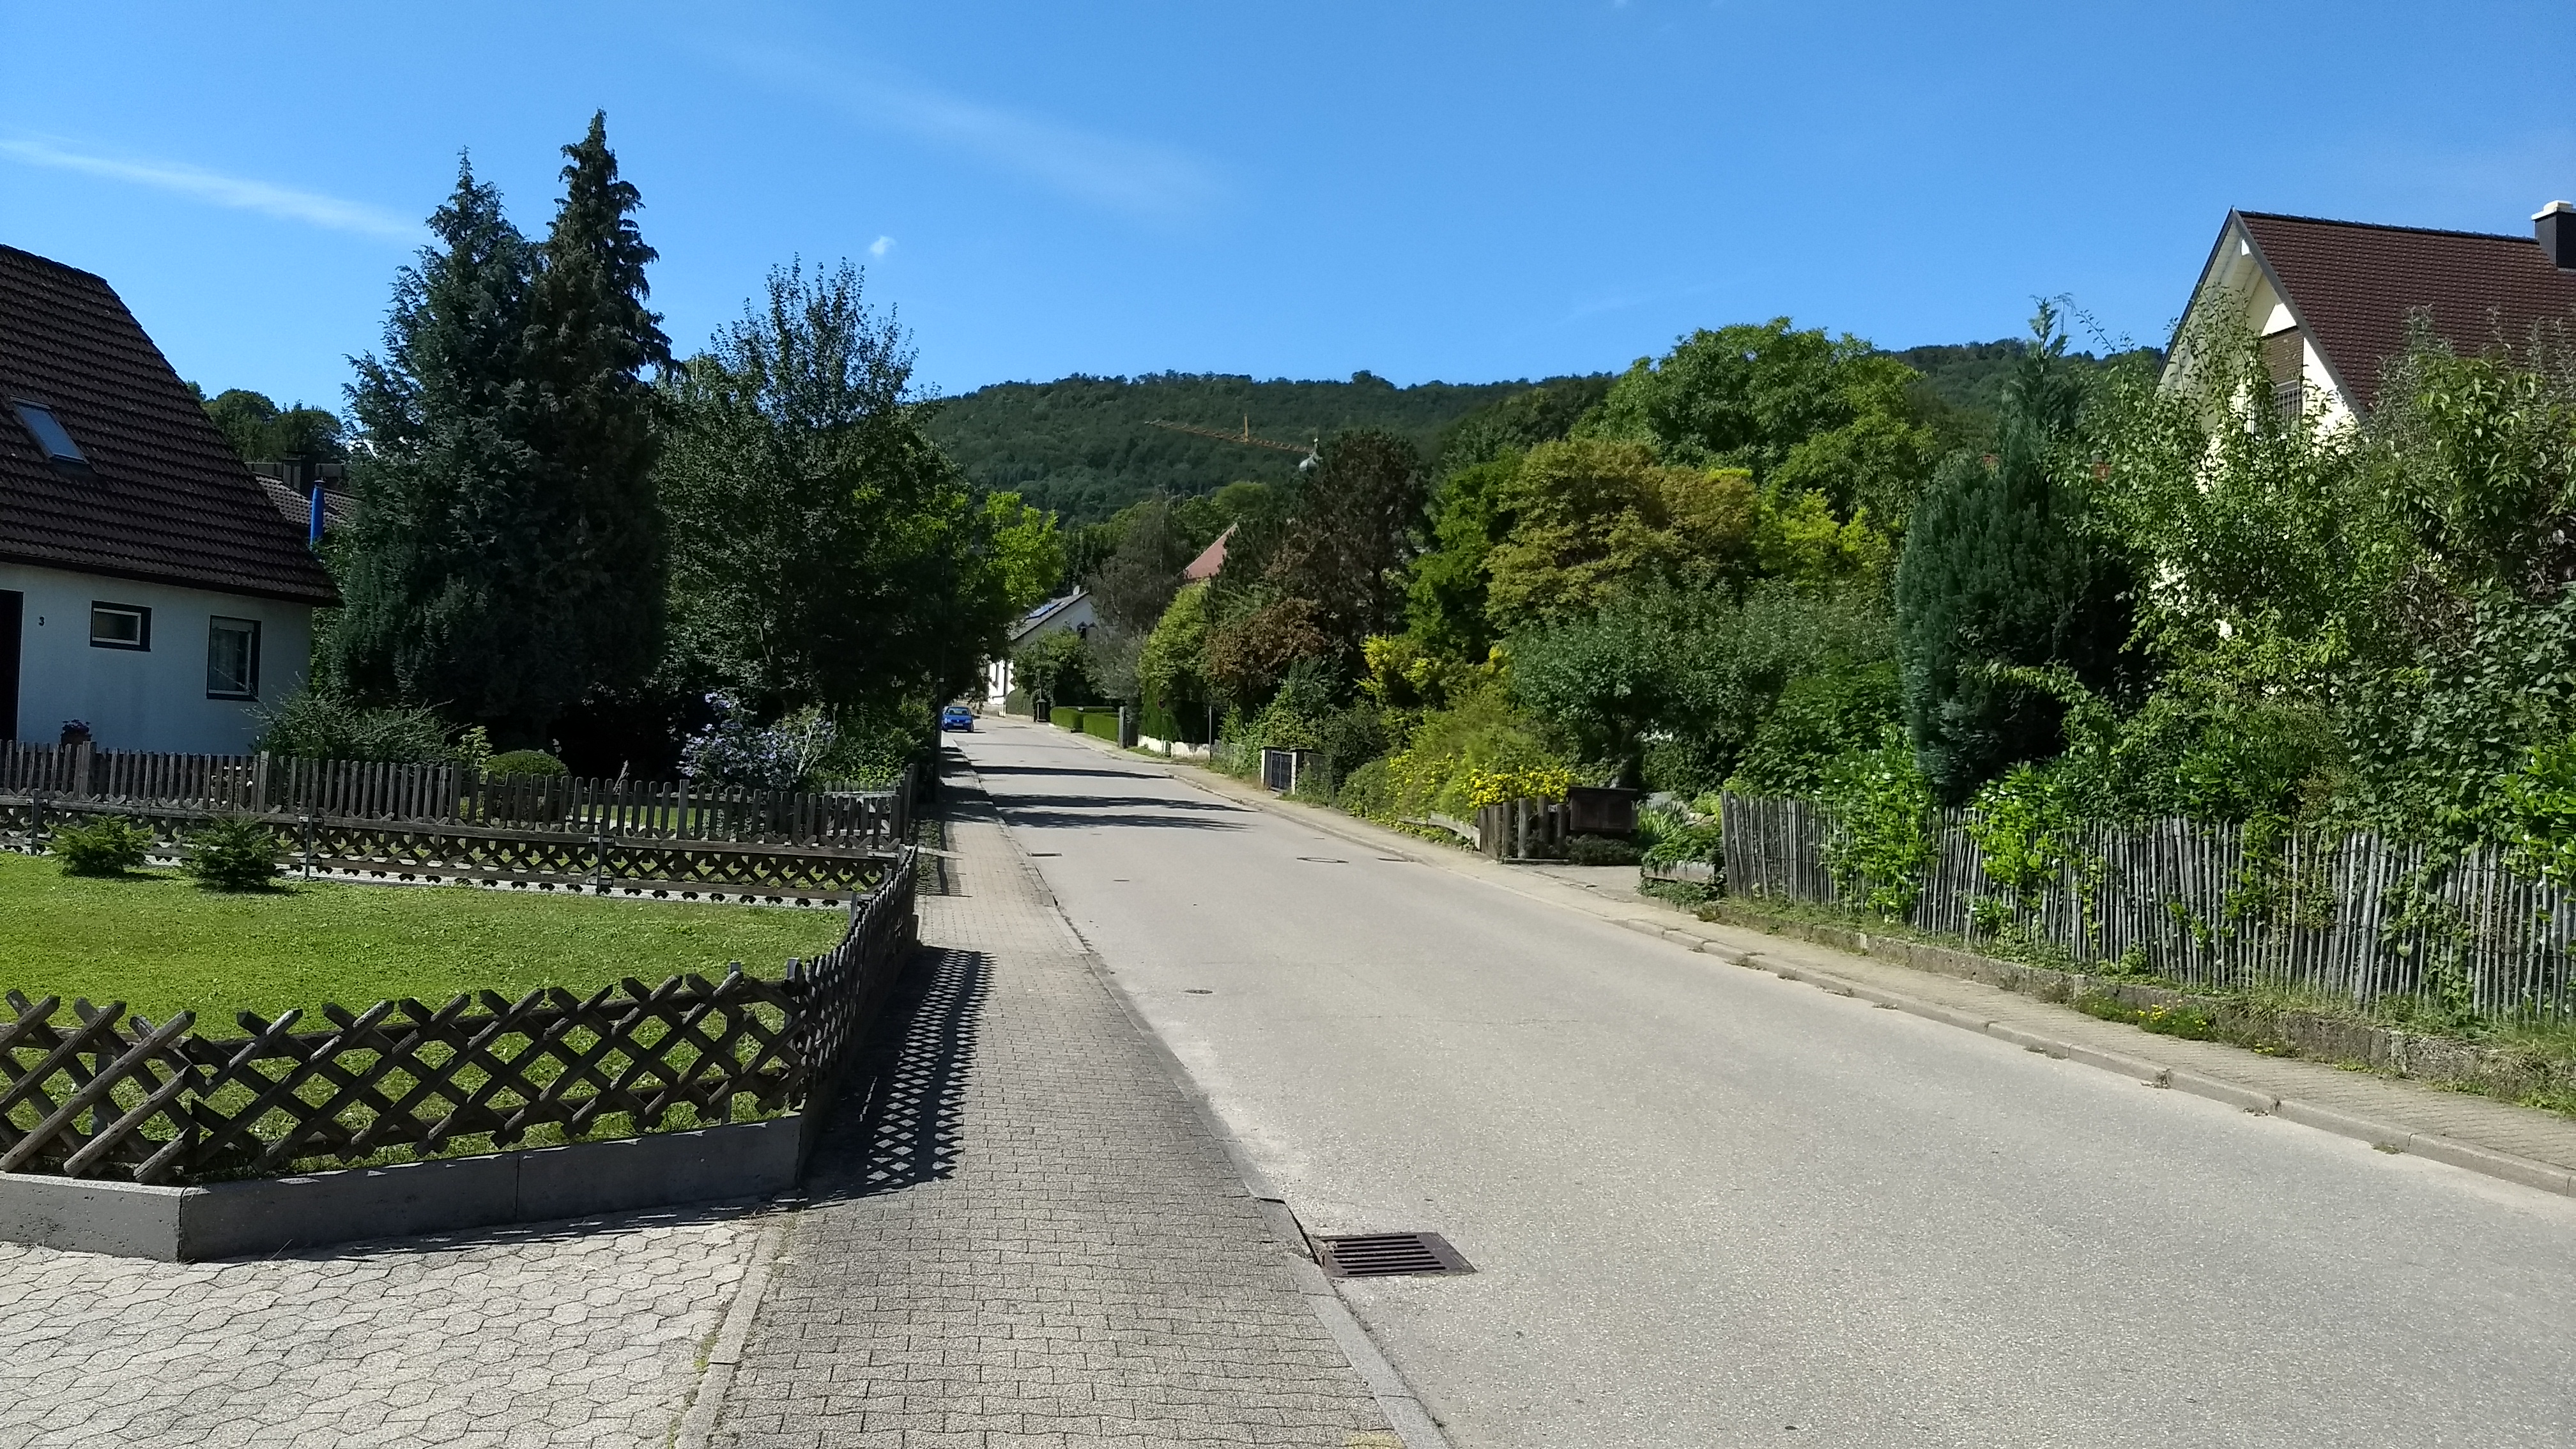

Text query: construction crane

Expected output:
[1145,416,1321,469]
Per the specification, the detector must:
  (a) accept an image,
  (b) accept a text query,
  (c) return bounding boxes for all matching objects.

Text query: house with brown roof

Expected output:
[2165,202,2576,425]
[1,243,338,752]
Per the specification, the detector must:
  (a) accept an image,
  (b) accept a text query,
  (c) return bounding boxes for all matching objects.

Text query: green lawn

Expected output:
[0,852,847,1028]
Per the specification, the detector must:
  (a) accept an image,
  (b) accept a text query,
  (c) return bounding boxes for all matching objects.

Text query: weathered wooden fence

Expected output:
[0,847,918,1185]
[0,742,912,848]
[0,797,898,905]
[1718,793,2576,1020]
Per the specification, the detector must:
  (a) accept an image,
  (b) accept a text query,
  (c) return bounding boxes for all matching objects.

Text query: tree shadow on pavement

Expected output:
[985,808,1248,832]
[801,946,991,1200]
[970,765,1156,780]
[988,793,1249,812]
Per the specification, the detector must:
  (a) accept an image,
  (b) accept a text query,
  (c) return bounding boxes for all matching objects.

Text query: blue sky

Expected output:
[3,1,2570,411]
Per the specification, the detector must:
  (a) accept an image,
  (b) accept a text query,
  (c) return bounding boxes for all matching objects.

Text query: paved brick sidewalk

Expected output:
[705,767,1395,1448]
[0,1209,761,1448]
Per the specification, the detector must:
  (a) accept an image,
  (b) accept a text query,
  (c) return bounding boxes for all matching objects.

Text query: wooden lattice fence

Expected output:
[1717,793,2576,1020]
[0,848,918,1185]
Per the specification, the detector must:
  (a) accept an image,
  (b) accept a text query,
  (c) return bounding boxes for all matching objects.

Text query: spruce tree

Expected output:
[335,157,566,737]
[1895,305,2134,802]
[524,111,670,704]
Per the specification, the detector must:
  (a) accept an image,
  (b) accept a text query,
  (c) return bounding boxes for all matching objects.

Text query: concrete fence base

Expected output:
[0,1115,811,1262]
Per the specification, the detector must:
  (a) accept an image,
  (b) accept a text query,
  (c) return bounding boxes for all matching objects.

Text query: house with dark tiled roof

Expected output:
[1,243,337,751]
[2166,202,2576,425]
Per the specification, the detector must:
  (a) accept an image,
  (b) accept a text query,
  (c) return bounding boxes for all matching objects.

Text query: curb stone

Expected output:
[673,1213,791,1449]
[1110,731,2576,1205]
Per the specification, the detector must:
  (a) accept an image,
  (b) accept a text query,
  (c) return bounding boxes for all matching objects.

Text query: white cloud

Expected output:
[710,42,1221,222]
[869,234,895,258]
[0,136,418,241]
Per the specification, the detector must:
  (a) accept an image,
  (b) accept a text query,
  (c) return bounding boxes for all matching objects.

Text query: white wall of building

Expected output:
[1,562,312,753]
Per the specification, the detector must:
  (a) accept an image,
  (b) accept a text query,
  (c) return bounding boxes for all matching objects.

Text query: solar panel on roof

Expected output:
[10,399,87,465]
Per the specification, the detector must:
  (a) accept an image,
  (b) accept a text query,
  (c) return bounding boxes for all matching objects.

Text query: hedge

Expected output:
[1051,705,1081,730]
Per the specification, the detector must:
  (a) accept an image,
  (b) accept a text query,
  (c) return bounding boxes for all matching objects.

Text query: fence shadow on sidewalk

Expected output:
[801,945,992,1200]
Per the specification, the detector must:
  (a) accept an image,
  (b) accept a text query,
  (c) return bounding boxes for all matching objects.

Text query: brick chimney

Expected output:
[2537,201,2576,270]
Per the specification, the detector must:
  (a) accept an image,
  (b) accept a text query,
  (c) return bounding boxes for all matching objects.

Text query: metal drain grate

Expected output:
[1313,1232,1473,1278]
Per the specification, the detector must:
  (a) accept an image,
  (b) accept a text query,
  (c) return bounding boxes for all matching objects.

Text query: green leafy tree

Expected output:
[1482,438,1756,631]
[1895,303,2137,802]
[522,111,671,704]
[659,260,1007,719]
[195,387,346,463]
[983,491,1065,615]
[1085,495,1193,634]
[1261,429,1430,660]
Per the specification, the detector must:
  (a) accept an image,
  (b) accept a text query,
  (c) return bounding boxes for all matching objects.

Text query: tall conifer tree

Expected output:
[335,157,567,735]
[525,111,670,703]
[1895,304,2135,801]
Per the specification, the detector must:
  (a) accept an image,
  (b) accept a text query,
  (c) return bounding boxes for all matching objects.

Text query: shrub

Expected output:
[484,749,568,779]
[1642,819,1723,868]
[256,690,468,764]
[185,815,282,892]
[1337,757,1397,820]
[1565,834,1642,866]
[51,816,155,877]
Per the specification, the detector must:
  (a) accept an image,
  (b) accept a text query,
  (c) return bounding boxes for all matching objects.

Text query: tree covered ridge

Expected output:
[921,371,1537,523]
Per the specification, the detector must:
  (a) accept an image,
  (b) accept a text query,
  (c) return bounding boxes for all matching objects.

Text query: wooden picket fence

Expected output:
[1717,793,2576,1020]
[0,847,918,1185]
[0,796,898,906]
[0,741,912,848]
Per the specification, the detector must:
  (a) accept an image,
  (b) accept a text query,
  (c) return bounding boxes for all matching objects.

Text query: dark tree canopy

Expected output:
[523,110,671,702]
[192,387,345,463]
[1895,306,2138,802]
[922,372,1522,523]
[332,121,674,746]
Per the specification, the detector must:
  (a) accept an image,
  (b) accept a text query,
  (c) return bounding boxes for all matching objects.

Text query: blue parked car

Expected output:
[939,705,976,732]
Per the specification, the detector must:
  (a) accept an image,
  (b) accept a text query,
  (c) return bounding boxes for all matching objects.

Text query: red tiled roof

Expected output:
[0,245,337,605]
[1181,523,1232,582]
[2239,211,2576,415]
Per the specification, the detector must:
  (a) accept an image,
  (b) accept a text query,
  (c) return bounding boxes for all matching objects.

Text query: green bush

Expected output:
[1051,705,1081,730]
[1641,819,1723,868]
[185,815,282,892]
[1337,757,1397,820]
[1083,709,1123,743]
[1565,834,1643,866]
[255,690,469,765]
[51,816,156,877]
[484,749,569,779]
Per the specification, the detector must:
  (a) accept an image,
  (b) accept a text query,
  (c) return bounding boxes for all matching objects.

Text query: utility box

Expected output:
[1565,786,1640,838]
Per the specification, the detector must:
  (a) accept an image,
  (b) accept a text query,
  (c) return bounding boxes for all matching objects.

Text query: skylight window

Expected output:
[10,399,87,466]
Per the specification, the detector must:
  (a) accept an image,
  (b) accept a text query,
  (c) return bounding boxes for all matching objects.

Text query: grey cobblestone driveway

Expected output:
[705,765,1395,1448]
[0,1209,760,1448]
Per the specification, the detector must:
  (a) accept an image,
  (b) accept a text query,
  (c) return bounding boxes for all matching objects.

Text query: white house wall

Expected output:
[1,562,311,753]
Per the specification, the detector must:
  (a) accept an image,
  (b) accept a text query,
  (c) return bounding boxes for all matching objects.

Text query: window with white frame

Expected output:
[89,602,150,650]
[207,617,260,699]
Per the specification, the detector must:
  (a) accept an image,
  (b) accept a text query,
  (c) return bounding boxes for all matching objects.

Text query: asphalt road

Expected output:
[957,718,2576,1448]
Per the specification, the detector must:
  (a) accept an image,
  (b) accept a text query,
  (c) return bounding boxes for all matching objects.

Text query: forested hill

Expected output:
[926,342,2166,524]
[921,372,1527,522]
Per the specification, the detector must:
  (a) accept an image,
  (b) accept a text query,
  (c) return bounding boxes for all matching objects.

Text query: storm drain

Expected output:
[1312,1232,1473,1278]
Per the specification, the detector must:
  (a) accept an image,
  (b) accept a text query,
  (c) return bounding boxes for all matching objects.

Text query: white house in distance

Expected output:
[0,243,337,753]
[2165,201,2576,422]
[983,587,1096,710]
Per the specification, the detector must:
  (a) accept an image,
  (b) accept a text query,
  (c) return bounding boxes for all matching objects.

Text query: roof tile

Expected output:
[0,244,339,605]
[2241,211,2576,415]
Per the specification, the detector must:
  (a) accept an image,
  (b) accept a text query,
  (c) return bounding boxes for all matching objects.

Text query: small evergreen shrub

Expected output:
[484,749,569,779]
[52,816,155,877]
[185,815,282,892]
[1565,834,1643,866]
